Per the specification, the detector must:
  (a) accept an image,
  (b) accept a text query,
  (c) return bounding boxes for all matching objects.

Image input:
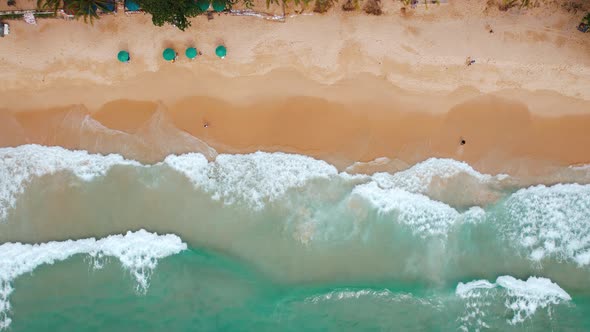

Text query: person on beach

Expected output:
[465,56,475,66]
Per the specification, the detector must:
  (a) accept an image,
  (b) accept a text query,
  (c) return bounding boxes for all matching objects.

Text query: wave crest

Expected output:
[0,230,186,330]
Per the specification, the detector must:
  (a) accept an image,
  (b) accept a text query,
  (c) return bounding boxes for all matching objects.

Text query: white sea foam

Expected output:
[455,279,495,296]
[456,276,571,330]
[2,145,511,223]
[351,181,460,237]
[163,153,210,186]
[371,158,508,194]
[0,145,341,221]
[0,229,186,330]
[306,289,397,303]
[0,145,141,221]
[344,157,409,175]
[165,151,339,209]
[502,183,590,266]
[459,206,487,224]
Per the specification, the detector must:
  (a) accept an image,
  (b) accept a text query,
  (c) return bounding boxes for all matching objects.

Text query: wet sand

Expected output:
[2,80,590,177]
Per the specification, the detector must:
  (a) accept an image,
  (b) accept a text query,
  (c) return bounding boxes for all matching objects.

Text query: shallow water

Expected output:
[1,145,590,331]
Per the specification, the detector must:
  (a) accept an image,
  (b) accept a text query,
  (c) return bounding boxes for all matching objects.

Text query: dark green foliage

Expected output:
[37,0,112,23]
[584,13,590,25]
[135,0,204,31]
[37,0,61,12]
[65,0,113,23]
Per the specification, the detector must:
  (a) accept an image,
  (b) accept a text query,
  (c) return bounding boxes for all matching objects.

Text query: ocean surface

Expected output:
[1,144,590,331]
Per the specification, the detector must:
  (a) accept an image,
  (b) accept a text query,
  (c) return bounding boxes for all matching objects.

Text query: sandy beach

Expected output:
[4,3,590,329]
[1,0,589,175]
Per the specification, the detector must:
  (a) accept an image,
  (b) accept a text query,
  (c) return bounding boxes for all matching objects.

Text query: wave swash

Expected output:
[1,145,590,331]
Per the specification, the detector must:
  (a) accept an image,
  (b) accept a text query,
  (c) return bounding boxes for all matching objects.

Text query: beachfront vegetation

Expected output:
[399,0,440,11]
[36,0,61,12]
[67,0,112,23]
[0,12,56,19]
[134,0,202,31]
[364,0,381,15]
[37,0,112,22]
[496,0,536,11]
[341,0,359,11]
[314,0,336,13]
[561,1,589,14]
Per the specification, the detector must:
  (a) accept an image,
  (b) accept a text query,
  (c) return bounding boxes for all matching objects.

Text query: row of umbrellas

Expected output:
[117,45,227,63]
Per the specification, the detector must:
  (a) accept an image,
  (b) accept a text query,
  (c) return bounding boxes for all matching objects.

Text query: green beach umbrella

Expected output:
[163,48,176,61]
[185,47,198,59]
[212,0,225,12]
[215,45,227,58]
[196,0,210,11]
[117,50,130,63]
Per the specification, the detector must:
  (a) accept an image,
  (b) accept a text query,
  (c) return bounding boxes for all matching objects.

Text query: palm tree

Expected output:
[37,0,62,12]
[64,0,113,23]
[37,0,113,22]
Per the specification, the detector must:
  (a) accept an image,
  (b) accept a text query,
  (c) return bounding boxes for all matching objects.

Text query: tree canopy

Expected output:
[37,0,62,12]
[37,0,335,31]
[37,0,114,23]
[135,0,203,31]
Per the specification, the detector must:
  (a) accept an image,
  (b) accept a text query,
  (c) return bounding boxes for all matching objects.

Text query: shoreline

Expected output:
[2,86,590,178]
[1,0,589,176]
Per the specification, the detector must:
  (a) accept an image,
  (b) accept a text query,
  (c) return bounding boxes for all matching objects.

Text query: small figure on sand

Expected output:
[465,56,475,66]
[460,137,466,145]
[203,122,209,128]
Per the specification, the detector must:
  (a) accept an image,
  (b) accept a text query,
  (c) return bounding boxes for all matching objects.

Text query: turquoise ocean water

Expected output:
[1,145,590,331]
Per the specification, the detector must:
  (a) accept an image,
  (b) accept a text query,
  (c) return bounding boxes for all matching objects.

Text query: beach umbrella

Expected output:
[196,0,210,11]
[212,0,225,12]
[125,0,140,11]
[215,45,227,58]
[163,48,177,61]
[185,47,198,59]
[117,50,130,62]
